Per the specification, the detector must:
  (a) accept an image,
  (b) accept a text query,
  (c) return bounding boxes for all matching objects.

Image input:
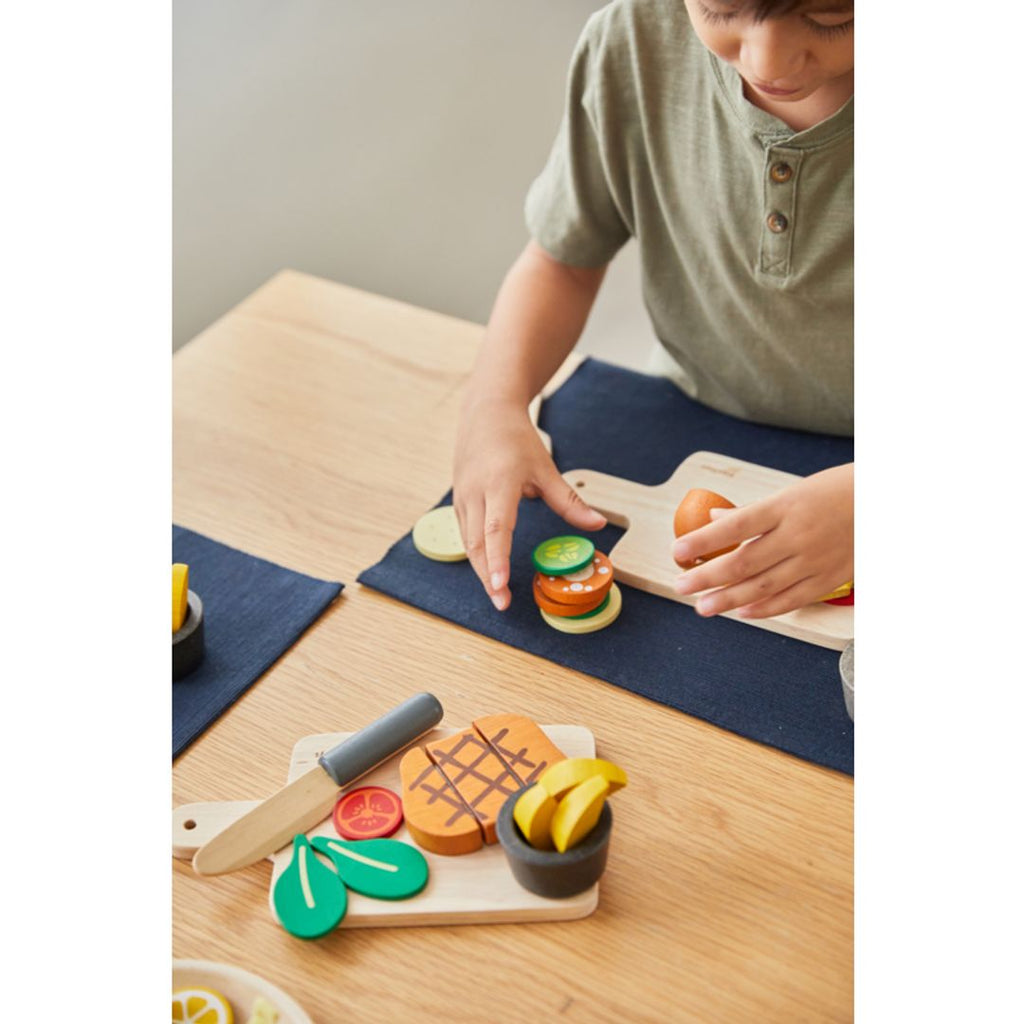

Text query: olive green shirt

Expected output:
[525,0,853,436]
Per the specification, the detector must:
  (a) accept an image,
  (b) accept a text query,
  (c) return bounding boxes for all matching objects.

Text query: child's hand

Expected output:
[453,398,606,610]
[671,463,853,619]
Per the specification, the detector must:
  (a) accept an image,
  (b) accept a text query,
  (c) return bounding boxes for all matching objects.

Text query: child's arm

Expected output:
[670,463,853,618]
[453,240,608,610]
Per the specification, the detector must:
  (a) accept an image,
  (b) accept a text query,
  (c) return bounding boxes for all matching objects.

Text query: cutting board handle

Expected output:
[563,469,661,528]
[172,801,260,860]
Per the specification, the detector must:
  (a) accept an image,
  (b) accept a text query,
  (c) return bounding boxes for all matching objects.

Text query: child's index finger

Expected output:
[482,485,520,607]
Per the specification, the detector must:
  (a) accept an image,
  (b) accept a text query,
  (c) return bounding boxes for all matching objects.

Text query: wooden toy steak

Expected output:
[563,450,853,650]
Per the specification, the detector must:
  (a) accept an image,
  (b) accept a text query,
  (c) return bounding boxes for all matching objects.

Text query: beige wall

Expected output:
[173,0,655,367]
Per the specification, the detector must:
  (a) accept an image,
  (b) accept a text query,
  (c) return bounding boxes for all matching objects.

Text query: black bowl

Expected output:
[496,784,613,899]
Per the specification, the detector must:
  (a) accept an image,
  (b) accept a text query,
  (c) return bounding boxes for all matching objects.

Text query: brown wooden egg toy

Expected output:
[673,488,739,568]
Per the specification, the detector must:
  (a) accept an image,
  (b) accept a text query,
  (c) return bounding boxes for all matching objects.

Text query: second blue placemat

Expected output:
[172,526,344,758]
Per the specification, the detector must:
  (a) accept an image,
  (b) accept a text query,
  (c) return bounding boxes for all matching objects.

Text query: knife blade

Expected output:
[191,691,443,875]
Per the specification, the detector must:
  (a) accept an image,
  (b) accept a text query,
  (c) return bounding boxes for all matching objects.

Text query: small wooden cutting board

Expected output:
[563,451,852,650]
[173,725,600,927]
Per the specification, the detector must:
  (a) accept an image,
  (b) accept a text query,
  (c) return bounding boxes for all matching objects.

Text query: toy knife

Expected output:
[191,691,443,876]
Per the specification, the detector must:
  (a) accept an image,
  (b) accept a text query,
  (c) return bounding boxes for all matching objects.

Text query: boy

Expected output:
[453,0,853,619]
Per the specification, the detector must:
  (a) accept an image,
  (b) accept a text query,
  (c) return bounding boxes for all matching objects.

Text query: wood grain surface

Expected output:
[172,270,853,1023]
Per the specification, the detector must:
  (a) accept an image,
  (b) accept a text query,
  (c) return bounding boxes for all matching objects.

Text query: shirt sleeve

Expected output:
[525,25,632,268]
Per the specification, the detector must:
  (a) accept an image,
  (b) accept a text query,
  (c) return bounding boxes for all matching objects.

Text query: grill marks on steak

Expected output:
[399,715,568,855]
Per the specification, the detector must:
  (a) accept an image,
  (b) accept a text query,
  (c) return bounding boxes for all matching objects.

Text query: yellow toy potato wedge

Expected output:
[512,784,558,850]
[172,563,190,632]
[536,757,628,801]
[550,774,610,853]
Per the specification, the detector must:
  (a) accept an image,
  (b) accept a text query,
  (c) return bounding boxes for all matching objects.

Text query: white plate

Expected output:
[172,960,312,1024]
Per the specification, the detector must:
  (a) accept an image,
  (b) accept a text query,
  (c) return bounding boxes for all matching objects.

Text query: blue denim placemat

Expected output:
[172,526,344,758]
[358,358,853,775]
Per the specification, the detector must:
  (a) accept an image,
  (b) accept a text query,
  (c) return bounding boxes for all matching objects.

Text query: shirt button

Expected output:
[770,161,793,183]
[766,211,789,233]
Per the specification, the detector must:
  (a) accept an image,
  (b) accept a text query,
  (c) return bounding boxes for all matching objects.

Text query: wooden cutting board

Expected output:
[563,451,852,650]
[173,725,600,927]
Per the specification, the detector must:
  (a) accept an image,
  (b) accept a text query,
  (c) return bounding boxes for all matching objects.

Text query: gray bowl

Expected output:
[496,784,613,899]
[172,590,205,681]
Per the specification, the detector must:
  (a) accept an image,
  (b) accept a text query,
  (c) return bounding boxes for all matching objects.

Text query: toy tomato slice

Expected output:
[332,785,404,840]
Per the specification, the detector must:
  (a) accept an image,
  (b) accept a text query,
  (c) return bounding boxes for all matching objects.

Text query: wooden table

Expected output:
[173,270,853,1023]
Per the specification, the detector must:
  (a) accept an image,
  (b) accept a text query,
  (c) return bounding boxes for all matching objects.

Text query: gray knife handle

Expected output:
[317,692,444,786]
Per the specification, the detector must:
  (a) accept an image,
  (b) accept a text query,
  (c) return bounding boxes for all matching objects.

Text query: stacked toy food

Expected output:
[531,535,622,633]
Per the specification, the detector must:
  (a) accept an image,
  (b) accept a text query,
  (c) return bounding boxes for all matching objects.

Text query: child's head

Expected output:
[683,0,853,120]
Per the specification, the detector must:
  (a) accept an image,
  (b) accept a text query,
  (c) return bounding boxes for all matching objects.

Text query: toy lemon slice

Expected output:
[531,535,595,575]
[172,986,234,1024]
[536,757,629,801]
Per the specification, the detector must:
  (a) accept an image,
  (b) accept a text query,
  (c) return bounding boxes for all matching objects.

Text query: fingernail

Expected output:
[673,541,690,561]
[491,573,502,591]
[674,575,694,595]
[696,596,715,616]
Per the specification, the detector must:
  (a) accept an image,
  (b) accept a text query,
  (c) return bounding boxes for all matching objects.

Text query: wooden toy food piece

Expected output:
[399,745,483,855]
[310,836,429,901]
[819,580,855,605]
[511,783,558,850]
[400,715,569,855]
[536,552,614,605]
[532,537,623,633]
[172,985,235,1024]
[509,756,629,854]
[412,505,467,562]
[271,834,348,939]
[536,757,629,801]
[246,998,279,1024]
[172,563,190,632]
[332,785,403,840]
[532,535,596,575]
[672,488,739,567]
[472,713,567,787]
[427,728,523,844]
[550,774,610,853]
[532,575,608,617]
[540,584,623,634]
